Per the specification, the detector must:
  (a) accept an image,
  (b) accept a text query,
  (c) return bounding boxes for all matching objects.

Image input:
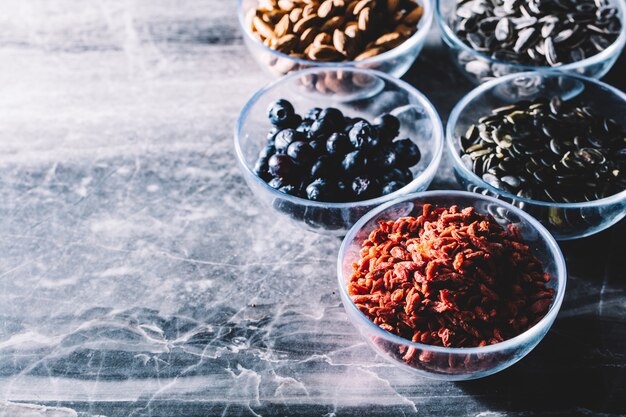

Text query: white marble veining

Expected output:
[0,1,624,416]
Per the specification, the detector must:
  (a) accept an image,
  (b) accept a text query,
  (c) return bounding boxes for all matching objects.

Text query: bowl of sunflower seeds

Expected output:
[437,0,626,84]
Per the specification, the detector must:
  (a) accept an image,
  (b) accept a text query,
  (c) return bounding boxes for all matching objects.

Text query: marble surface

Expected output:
[0,1,624,416]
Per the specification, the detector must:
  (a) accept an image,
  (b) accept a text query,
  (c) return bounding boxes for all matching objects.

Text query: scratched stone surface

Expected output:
[0,1,624,416]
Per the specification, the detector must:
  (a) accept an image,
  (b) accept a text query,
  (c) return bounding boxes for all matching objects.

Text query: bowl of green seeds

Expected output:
[447,71,626,240]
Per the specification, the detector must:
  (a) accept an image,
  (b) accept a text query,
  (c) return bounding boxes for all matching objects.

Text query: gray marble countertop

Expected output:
[0,1,624,416]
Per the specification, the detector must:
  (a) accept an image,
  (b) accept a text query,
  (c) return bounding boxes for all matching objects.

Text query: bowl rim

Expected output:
[446,70,626,208]
[236,0,435,68]
[233,66,445,209]
[436,0,626,72]
[337,189,567,355]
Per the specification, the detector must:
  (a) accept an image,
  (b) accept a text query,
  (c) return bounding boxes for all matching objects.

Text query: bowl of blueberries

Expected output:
[447,71,626,240]
[234,67,444,235]
[437,0,626,84]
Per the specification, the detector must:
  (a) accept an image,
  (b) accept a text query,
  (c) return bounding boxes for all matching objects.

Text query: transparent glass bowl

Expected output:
[237,0,434,79]
[436,0,626,84]
[234,67,444,236]
[447,71,626,241]
[337,190,567,380]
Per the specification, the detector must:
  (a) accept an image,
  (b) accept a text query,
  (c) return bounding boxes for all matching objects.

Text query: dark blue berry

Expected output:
[309,116,333,139]
[384,167,413,184]
[309,138,327,156]
[351,176,378,200]
[254,159,271,181]
[259,144,276,160]
[344,117,367,133]
[275,129,305,153]
[373,148,397,171]
[310,155,338,179]
[268,99,295,127]
[393,138,421,167]
[304,107,322,121]
[319,108,345,128]
[268,154,297,178]
[381,181,403,195]
[342,150,367,176]
[336,179,349,194]
[267,127,280,143]
[374,114,400,142]
[366,134,382,151]
[268,177,287,189]
[279,184,298,195]
[296,119,313,133]
[348,121,372,149]
[283,114,302,129]
[287,141,315,166]
[333,180,351,201]
[306,178,332,201]
[326,132,352,155]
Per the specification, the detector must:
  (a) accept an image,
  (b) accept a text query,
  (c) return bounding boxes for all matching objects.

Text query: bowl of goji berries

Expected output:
[337,190,566,380]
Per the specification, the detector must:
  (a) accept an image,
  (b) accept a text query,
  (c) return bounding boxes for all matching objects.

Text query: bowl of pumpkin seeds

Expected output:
[237,0,434,79]
[437,0,626,84]
[447,71,626,240]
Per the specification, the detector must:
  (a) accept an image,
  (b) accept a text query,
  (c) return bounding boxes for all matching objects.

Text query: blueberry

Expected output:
[384,167,413,183]
[268,154,297,178]
[336,179,349,194]
[373,147,397,171]
[284,114,302,129]
[309,116,334,139]
[268,99,295,127]
[348,121,372,149]
[319,108,345,128]
[393,139,421,167]
[259,144,276,160]
[305,107,322,121]
[345,117,367,132]
[253,159,272,182]
[311,155,338,179]
[365,134,382,151]
[267,127,280,143]
[342,150,367,176]
[326,132,352,155]
[374,114,400,142]
[279,184,298,195]
[333,180,352,202]
[306,178,333,201]
[351,176,378,200]
[381,181,403,195]
[287,141,315,166]
[268,177,287,189]
[296,119,313,133]
[275,129,305,153]
[309,138,327,156]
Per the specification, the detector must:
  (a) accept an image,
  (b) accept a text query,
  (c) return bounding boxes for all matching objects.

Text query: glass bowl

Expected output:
[447,71,626,241]
[337,190,567,380]
[237,0,434,79]
[234,67,444,236]
[436,0,626,84]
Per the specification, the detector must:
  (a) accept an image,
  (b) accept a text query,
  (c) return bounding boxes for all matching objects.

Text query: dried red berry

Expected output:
[347,205,554,351]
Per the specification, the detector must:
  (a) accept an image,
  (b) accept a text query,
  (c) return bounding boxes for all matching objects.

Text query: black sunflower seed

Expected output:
[544,37,559,66]
[495,18,512,41]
